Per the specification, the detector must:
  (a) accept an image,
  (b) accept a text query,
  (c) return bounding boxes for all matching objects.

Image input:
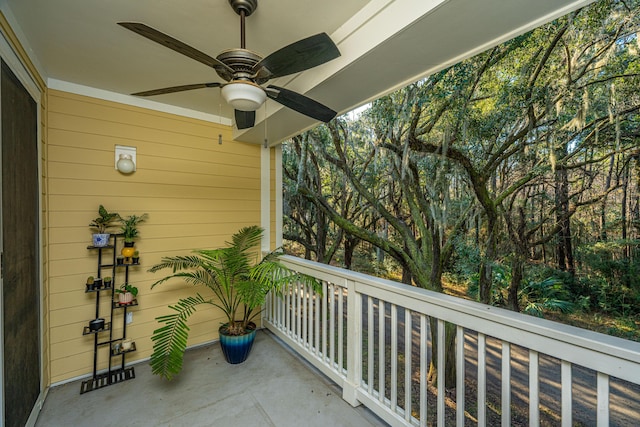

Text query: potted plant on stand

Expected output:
[89,205,119,247]
[119,213,147,261]
[115,283,138,305]
[148,225,317,380]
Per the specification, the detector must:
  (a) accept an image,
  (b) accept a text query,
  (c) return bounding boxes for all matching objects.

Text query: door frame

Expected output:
[0,26,45,427]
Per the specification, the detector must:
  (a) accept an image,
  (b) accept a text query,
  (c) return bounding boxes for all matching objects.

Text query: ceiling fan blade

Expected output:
[131,82,222,97]
[253,33,340,80]
[235,110,256,129]
[266,85,337,123]
[118,22,234,80]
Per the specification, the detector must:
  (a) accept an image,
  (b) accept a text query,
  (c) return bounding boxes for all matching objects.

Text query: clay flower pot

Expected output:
[118,292,133,305]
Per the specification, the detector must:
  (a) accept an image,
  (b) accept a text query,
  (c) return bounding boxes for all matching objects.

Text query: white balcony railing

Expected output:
[264,255,640,427]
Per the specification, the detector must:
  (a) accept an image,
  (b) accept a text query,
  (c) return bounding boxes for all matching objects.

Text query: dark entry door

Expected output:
[1,60,40,427]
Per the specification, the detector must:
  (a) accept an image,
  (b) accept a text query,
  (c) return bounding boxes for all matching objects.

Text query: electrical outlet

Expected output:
[126,312,133,324]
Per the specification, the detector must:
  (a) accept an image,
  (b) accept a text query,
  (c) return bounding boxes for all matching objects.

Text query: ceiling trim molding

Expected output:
[0,8,45,91]
[48,79,232,126]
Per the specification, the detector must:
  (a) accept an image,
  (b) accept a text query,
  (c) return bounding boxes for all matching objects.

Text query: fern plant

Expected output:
[148,225,317,380]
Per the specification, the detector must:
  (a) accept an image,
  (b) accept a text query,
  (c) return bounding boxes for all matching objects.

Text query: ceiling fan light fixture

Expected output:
[221,81,266,111]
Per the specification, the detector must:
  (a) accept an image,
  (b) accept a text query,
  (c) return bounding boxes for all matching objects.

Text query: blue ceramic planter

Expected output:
[218,325,256,364]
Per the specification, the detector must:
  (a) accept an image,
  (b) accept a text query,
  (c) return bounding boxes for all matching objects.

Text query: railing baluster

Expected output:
[322,281,328,362]
[368,296,374,394]
[420,314,427,427]
[561,360,572,427]
[297,282,302,341]
[273,287,279,327]
[597,372,609,426]
[339,287,344,373]
[456,325,465,426]
[330,283,336,367]
[502,342,511,426]
[308,282,314,349]
[437,319,445,427]
[378,299,385,404]
[314,286,320,355]
[285,282,290,334]
[302,283,308,346]
[391,304,398,413]
[530,350,539,426]
[285,284,293,336]
[280,285,284,328]
[478,333,486,427]
[405,309,412,422]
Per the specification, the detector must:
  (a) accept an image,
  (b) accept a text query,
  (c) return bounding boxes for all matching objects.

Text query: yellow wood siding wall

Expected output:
[47,90,262,383]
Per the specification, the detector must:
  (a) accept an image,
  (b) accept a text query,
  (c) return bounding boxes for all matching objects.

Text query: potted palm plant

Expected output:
[148,225,317,380]
[89,205,119,247]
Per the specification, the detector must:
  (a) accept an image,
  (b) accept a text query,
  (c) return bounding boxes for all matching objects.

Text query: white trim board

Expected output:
[48,79,232,126]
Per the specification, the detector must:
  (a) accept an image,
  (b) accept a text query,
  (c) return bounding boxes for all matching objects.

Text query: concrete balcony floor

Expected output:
[36,330,386,426]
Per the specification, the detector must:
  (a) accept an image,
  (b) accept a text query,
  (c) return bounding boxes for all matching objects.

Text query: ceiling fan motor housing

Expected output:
[215,49,266,83]
[229,0,258,17]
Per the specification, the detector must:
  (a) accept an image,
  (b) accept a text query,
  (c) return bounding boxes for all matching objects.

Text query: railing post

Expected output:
[342,279,361,406]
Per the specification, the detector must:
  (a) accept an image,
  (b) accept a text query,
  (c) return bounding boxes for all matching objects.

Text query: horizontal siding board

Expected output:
[48,195,259,212]
[47,162,260,189]
[48,146,260,179]
[47,131,259,167]
[48,178,260,199]
[47,111,258,157]
[49,209,259,230]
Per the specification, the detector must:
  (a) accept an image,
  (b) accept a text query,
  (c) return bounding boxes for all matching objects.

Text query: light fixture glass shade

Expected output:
[221,81,266,111]
[116,154,135,174]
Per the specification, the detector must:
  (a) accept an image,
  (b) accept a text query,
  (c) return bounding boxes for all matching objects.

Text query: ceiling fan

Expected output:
[119,0,341,129]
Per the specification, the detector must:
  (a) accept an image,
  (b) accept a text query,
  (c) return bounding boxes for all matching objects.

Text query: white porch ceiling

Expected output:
[2,0,594,144]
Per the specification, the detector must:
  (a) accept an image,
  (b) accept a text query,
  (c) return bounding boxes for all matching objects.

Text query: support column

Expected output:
[342,279,362,407]
[260,145,270,253]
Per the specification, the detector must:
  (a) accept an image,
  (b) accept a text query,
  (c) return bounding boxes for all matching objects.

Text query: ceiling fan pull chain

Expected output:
[264,101,268,148]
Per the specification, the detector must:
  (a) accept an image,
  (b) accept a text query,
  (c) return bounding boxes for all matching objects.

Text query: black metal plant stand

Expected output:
[80,234,138,394]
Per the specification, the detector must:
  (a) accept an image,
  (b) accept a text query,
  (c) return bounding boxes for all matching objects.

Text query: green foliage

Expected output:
[576,240,640,290]
[467,264,575,317]
[520,277,575,317]
[119,213,148,242]
[151,294,205,380]
[573,240,640,316]
[89,205,119,234]
[148,226,319,380]
[449,237,482,282]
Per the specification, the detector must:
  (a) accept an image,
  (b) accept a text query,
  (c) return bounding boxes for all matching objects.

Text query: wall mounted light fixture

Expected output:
[115,145,136,174]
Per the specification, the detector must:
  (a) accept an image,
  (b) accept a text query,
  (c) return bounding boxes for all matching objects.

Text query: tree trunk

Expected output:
[621,163,629,258]
[344,235,357,270]
[599,154,615,241]
[555,159,575,275]
[479,212,497,304]
[509,253,524,312]
[427,319,457,389]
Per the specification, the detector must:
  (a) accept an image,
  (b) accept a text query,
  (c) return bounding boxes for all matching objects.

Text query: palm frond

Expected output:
[148,254,208,274]
[150,294,212,380]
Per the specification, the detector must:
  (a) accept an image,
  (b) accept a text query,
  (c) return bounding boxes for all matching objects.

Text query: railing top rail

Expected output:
[281,255,640,382]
